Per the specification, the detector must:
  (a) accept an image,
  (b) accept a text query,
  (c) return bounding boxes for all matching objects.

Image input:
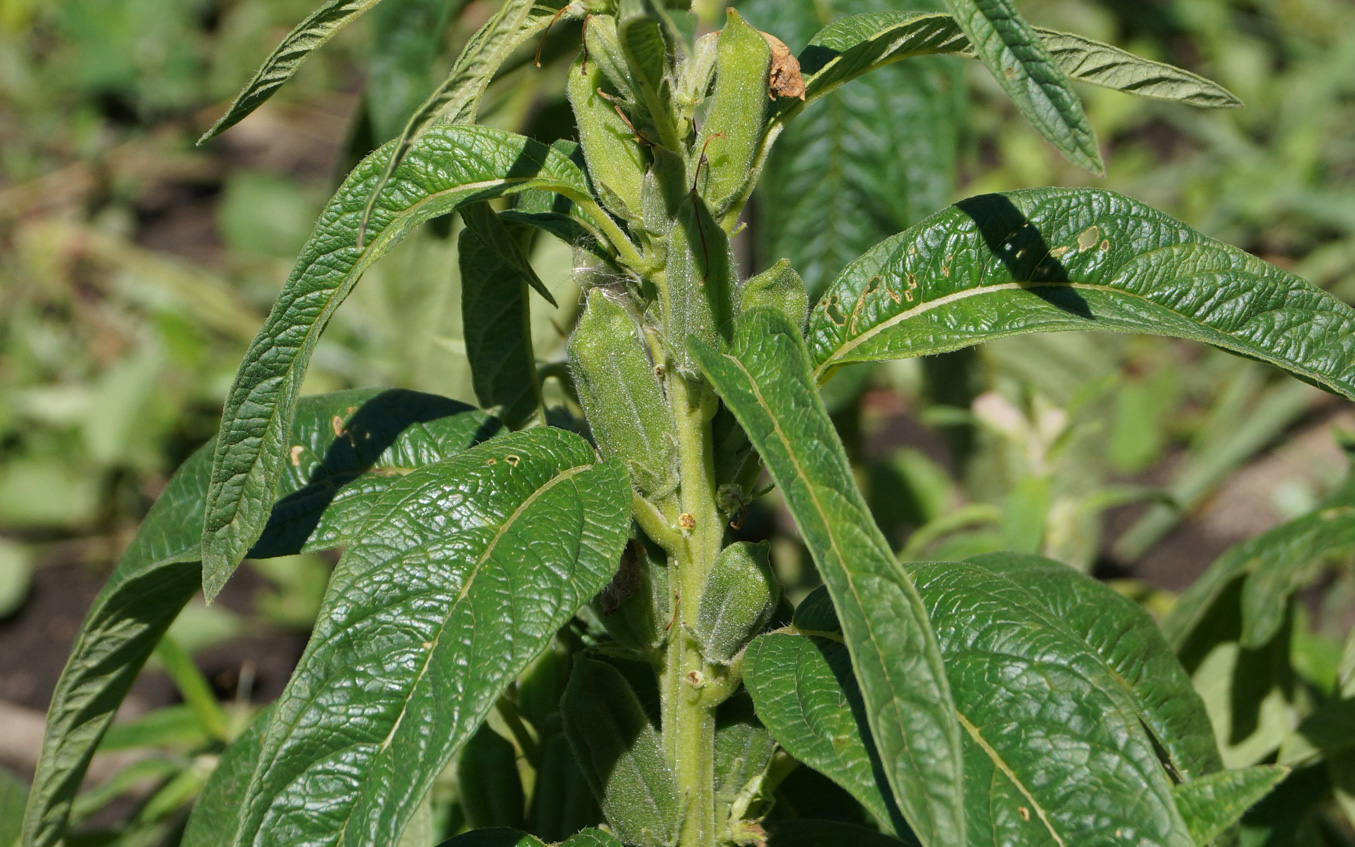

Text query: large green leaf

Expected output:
[808,188,1355,404]
[22,390,496,847]
[358,0,574,243]
[942,0,1101,173]
[744,633,903,831]
[746,0,963,299]
[908,560,1195,847]
[199,0,387,144]
[788,11,1239,113]
[458,204,547,430]
[219,427,630,847]
[690,309,965,847]
[965,552,1222,780]
[202,126,593,599]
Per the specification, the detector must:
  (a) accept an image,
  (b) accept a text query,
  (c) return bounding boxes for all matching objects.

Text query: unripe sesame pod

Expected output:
[665,196,734,378]
[694,10,771,217]
[456,724,525,829]
[569,290,678,499]
[568,53,648,222]
[562,655,678,847]
[739,258,809,333]
[695,541,780,665]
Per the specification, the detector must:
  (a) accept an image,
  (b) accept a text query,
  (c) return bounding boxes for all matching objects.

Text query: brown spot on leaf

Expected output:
[289,445,304,466]
[505,454,521,467]
[331,415,344,437]
[1018,806,1031,821]
[761,32,805,100]
[1077,225,1100,252]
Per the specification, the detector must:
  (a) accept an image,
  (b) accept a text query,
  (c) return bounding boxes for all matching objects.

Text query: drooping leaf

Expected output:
[791,12,1238,112]
[459,204,548,429]
[690,308,966,847]
[22,390,496,847]
[808,189,1355,405]
[220,427,630,847]
[199,0,388,144]
[747,0,964,299]
[1171,766,1288,847]
[202,127,593,600]
[908,560,1195,847]
[357,0,574,243]
[1160,500,1355,651]
[965,551,1222,780]
[942,0,1101,173]
[744,633,904,831]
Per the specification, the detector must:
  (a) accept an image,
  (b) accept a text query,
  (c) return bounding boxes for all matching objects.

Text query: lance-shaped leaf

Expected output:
[199,0,388,144]
[690,308,965,847]
[784,11,1238,116]
[357,0,574,244]
[220,427,630,847]
[808,188,1355,404]
[459,204,548,430]
[744,633,904,832]
[943,0,1101,173]
[23,390,496,847]
[908,561,1195,847]
[202,126,593,600]
[1171,766,1288,847]
[964,551,1222,780]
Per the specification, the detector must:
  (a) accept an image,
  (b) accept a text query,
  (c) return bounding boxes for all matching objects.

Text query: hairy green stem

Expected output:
[662,374,723,847]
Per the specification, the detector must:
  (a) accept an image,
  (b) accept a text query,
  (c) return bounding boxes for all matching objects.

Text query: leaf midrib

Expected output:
[954,709,1066,847]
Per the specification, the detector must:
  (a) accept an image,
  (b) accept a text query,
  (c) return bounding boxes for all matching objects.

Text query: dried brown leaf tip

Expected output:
[760,31,805,101]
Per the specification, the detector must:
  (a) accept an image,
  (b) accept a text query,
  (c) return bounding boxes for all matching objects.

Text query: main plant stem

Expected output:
[663,373,723,847]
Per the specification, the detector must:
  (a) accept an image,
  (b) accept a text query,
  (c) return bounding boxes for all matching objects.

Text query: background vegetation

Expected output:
[2,0,1354,841]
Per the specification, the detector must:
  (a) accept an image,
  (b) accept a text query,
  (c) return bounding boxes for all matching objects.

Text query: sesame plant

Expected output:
[20,1,1355,846]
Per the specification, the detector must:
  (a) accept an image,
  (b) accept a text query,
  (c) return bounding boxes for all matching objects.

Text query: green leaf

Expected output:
[767,819,919,847]
[561,830,626,847]
[1171,766,1288,846]
[202,126,592,599]
[712,695,777,826]
[199,0,388,144]
[563,656,678,847]
[908,560,1195,847]
[942,0,1101,173]
[793,12,1238,112]
[457,725,526,829]
[182,708,274,847]
[808,189,1355,404]
[690,308,965,847]
[749,0,964,300]
[22,389,496,847]
[744,633,903,831]
[1160,501,1355,651]
[220,427,630,847]
[618,0,673,128]
[459,204,547,429]
[965,552,1222,780]
[358,0,574,242]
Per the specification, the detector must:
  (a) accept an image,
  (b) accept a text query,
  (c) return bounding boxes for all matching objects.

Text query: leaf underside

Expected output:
[201,126,592,600]
[808,188,1355,404]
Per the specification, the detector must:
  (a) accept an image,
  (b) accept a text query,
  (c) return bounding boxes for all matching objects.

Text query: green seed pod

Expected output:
[562,655,678,847]
[592,537,672,653]
[569,289,677,499]
[568,53,648,221]
[665,196,735,378]
[739,258,808,333]
[618,0,674,122]
[675,31,718,129]
[583,14,640,105]
[694,9,772,217]
[456,723,526,829]
[695,541,780,664]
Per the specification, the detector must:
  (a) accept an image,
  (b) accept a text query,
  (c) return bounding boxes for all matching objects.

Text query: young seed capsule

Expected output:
[694,9,772,217]
[695,540,780,665]
[665,196,735,378]
[456,724,526,829]
[739,258,809,333]
[569,289,678,499]
[562,655,679,847]
[568,53,648,221]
